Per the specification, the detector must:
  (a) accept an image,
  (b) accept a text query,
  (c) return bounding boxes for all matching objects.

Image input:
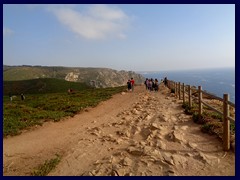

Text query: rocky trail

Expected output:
[3,84,235,176]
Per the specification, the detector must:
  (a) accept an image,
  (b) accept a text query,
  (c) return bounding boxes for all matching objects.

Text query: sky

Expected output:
[3,4,235,71]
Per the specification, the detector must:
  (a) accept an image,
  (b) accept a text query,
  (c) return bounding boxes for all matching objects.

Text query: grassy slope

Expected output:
[3,79,126,136]
[3,78,91,95]
[3,66,110,81]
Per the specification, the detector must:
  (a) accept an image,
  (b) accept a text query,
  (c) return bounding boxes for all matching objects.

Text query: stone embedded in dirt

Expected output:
[158,115,168,122]
[162,153,174,165]
[122,116,131,121]
[180,126,189,131]
[93,160,101,165]
[150,123,160,130]
[141,128,151,138]
[131,109,140,115]
[185,153,194,157]
[140,141,147,146]
[172,154,187,168]
[115,138,123,144]
[121,92,126,95]
[135,104,142,110]
[111,122,122,127]
[131,126,141,135]
[121,157,133,166]
[112,164,127,176]
[117,129,131,138]
[194,152,220,166]
[145,115,152,120]
[90,132,101,137]
[168,131,184,143]
[143,146,152,155]
[188,142,198,149]
[114,168,126,176]
[155,132,164,140]
[166,169,176,176]
[156,140,167,149]
[101,134,116,142]
[170,116,178,122]
[127,146,143,156]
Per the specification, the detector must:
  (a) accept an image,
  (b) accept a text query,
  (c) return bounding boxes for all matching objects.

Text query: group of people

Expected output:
[144,78,159,91]
[143,77,168,92]
[126,76,168,92]
[127,78,135,92]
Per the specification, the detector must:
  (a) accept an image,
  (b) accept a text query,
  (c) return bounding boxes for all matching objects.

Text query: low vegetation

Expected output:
[3,78,91,95]
[182,100,235,137]
[31,154,61,176]
[3,80,126,137]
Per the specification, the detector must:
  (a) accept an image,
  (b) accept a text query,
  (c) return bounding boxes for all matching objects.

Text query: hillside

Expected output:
[3,65,145,88]
[3,78,91,95]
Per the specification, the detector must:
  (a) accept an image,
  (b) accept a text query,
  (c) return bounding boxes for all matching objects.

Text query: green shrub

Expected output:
[31,154,61,176]
[183,103,193,115]
[230,123,235,133]
[171,89,175,93]
[201,123,215,134]
[192,113,199,123]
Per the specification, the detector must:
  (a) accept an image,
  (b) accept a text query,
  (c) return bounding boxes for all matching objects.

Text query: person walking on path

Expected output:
[9,92,12,102]
[164,77,168,87]
[127,80,132,92]
[130,78,135,92]
[144,78,148,90]
[21,93,25,101]
[154,79,159,91]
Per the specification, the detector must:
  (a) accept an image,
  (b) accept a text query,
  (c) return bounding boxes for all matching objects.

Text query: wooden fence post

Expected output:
[223,94,230,151]
[183,83,185,104]
[175,82,177,97]
[198,86,202,116]
[188,85,192,108]
[178,82,181,100]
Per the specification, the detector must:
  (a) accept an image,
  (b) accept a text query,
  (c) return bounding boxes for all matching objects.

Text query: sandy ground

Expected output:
[3,84,235,176]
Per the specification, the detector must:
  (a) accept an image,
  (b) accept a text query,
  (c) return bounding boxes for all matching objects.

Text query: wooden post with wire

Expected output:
[178,82,181,100]
[183,83,185,104]
[188,85,192,108]
[223,94,230,151]
[198,86,202,117]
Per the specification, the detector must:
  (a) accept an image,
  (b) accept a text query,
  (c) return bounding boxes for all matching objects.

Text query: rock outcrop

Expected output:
[3,65,145,88]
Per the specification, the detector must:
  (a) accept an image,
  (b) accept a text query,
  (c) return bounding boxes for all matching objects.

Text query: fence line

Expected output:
[167,80,235,151]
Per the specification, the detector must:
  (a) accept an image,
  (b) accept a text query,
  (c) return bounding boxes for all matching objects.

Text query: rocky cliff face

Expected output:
[3,65,145,88]
[64,68,145,88]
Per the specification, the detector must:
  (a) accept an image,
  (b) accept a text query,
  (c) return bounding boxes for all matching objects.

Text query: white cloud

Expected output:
[3,27,14,36]
[88,4,128,20]
[47,4,129,40]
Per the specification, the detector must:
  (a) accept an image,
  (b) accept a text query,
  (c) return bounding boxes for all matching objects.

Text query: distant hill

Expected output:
[3,65,145,88]
[3,78,91,95]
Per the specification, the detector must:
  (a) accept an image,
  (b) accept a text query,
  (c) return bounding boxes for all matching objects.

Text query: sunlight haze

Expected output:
[3,4,235,71]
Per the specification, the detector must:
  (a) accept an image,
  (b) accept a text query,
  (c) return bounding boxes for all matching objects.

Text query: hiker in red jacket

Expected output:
[130,78,135,92]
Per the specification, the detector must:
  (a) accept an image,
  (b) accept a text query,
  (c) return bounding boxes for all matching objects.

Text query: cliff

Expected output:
[3,65,145,88]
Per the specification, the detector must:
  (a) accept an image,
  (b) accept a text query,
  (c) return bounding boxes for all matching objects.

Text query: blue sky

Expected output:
[3,4,235,71]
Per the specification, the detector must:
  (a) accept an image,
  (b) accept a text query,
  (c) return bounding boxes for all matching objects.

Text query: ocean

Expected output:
[139,67,235,103]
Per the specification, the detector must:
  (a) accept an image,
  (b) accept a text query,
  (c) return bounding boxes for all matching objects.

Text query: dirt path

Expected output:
[3,84,235,176]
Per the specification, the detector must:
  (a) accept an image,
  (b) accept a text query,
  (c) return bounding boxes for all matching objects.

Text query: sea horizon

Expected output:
[138,67,235,103]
